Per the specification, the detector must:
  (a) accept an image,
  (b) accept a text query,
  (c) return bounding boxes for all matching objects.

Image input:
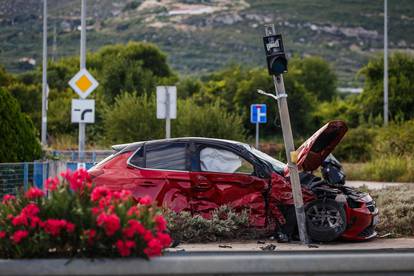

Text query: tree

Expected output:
[174,98,245,140]
[359,52,414,122]
[0,87,42,162]
[289,56,337,102]
[102,92,246,145]
[102,93,163,144]
[195,66,317,137]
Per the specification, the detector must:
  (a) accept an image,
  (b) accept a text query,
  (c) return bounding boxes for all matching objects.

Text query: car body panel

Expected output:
[89,121,376,241]
[296,120,348,171]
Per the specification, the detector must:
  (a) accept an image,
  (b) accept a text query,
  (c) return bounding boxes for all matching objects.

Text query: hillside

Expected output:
[0,0,413,85]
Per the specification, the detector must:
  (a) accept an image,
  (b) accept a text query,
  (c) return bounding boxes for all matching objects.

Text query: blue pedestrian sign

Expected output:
[250,104,267,124]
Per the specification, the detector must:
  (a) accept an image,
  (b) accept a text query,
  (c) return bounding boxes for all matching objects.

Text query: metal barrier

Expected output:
[0,250,413,275]
[48,150,112,162]
[0,161,94,198]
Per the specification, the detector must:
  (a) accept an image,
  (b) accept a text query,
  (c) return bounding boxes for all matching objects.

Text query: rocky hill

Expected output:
[0,0,413,85]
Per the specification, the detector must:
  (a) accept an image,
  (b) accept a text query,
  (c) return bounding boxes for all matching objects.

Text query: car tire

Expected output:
[305,199,346,242]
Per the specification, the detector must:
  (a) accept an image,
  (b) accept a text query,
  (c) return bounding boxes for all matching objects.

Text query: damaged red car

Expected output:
[89,120,379,242]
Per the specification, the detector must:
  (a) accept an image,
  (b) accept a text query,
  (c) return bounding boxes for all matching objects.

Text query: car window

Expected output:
[145,143,187,171]
[129,147,144,167]
[199,147,254,174]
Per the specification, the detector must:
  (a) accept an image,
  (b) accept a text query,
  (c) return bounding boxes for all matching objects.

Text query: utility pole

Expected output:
[165,86,171,139]
[260,24,309,244]
[41,0,48,148]
[79,0,86,161]
[384,0,389,126]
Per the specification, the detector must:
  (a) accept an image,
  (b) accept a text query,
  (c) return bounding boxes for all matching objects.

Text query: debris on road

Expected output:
[218,245,232,248]
[260,244,277,251]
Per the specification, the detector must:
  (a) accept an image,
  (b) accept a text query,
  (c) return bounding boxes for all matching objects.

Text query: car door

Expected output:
[126,141,192,213]
[189,142,269,227]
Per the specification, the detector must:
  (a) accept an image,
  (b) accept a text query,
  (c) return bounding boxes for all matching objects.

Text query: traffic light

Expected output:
[263,34,288,76]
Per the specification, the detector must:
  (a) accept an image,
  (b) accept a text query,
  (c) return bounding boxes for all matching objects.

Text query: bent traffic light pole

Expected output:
[260,24,309,244]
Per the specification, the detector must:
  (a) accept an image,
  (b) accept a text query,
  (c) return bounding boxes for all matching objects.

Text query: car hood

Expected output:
[296,120,348,171]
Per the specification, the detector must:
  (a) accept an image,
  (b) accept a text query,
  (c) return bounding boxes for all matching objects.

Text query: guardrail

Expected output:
[0,250,413,275]
[48,150,113,162]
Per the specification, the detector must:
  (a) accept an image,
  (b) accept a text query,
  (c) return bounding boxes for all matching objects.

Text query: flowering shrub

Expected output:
[0,169,171,258]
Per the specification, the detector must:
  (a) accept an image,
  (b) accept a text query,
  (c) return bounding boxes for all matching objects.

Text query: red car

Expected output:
[89,121,378,242]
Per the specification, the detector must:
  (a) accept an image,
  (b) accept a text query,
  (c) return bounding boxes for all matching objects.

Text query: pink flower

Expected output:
[139,195,152,205]
[157,232,172,247]
[96,213,120,236]
[127,206,139,217]
[2,194,15,204]
[91,207,101,216]
[12,213,28,227]
[11,230,28,244]
[154,215,167,232]
[66,222,75,233]
[144,238,163,257]
[83,229,96,245]
[0,231,6,239]
[116,240,136,257]
[22,203,40,217]
[91,186,111,202]
[122,220,146,238]
[43,219,73,236]
[25,187,44,199]
[45,177,59,191]
[29,217,41,228]
[113,190,132,201]
[61,168,91,191]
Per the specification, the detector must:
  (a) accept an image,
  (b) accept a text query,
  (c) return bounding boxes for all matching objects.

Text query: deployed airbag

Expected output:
[200,148,242,173]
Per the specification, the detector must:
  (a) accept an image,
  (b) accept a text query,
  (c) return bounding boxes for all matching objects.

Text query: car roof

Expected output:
[112,137,246,152]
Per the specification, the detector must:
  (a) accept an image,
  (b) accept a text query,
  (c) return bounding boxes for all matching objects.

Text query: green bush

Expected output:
[344,155,414,182]
[102,92,246,145]
[102,93,163,144]
[165,205,261,243]
[174,98,245,141]
[334,126,377,162]
[374,120,414,157]
[0,87,42,162]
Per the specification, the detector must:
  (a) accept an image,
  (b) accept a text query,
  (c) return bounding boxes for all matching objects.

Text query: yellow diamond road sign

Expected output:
[68,68,99,99]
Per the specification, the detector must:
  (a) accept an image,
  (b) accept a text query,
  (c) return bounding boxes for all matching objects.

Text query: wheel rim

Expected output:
[307,204,343,229]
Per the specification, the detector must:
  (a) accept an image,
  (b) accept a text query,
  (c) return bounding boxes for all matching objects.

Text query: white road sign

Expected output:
[71,99,95,123]
[156,86,177,119]
[68,68,99,99]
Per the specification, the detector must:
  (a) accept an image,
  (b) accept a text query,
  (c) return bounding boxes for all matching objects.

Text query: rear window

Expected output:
[146,143,187,171]
[129,147,144,167]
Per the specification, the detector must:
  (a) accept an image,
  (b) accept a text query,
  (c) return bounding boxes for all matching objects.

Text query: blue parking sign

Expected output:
[250,104,267,124]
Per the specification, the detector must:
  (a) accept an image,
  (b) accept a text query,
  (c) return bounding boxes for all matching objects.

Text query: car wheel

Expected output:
[305,199,346,242]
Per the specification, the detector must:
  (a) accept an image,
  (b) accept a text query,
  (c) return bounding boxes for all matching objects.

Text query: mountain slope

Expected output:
[0,0,413,85]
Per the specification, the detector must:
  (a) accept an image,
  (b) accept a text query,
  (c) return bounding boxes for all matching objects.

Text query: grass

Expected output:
[369,184,414,237]
[344,155,414,182]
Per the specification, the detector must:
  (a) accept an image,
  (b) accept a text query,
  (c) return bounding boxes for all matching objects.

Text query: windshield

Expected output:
[241,144,286,174]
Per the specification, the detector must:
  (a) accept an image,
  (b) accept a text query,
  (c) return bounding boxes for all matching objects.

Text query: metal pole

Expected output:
[265,25,309,244]
[78,0,86,161]
[41,0,47,148]
[165,86,171,139]
[255,122,259,149]
[384,0,389,126]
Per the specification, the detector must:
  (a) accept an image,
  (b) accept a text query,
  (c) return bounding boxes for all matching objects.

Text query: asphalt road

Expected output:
[167,237,414,252]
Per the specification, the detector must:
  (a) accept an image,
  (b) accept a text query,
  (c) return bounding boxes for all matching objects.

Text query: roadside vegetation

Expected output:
[368,184,414,237]
[0,40,414,183]
[164,184,414,243]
